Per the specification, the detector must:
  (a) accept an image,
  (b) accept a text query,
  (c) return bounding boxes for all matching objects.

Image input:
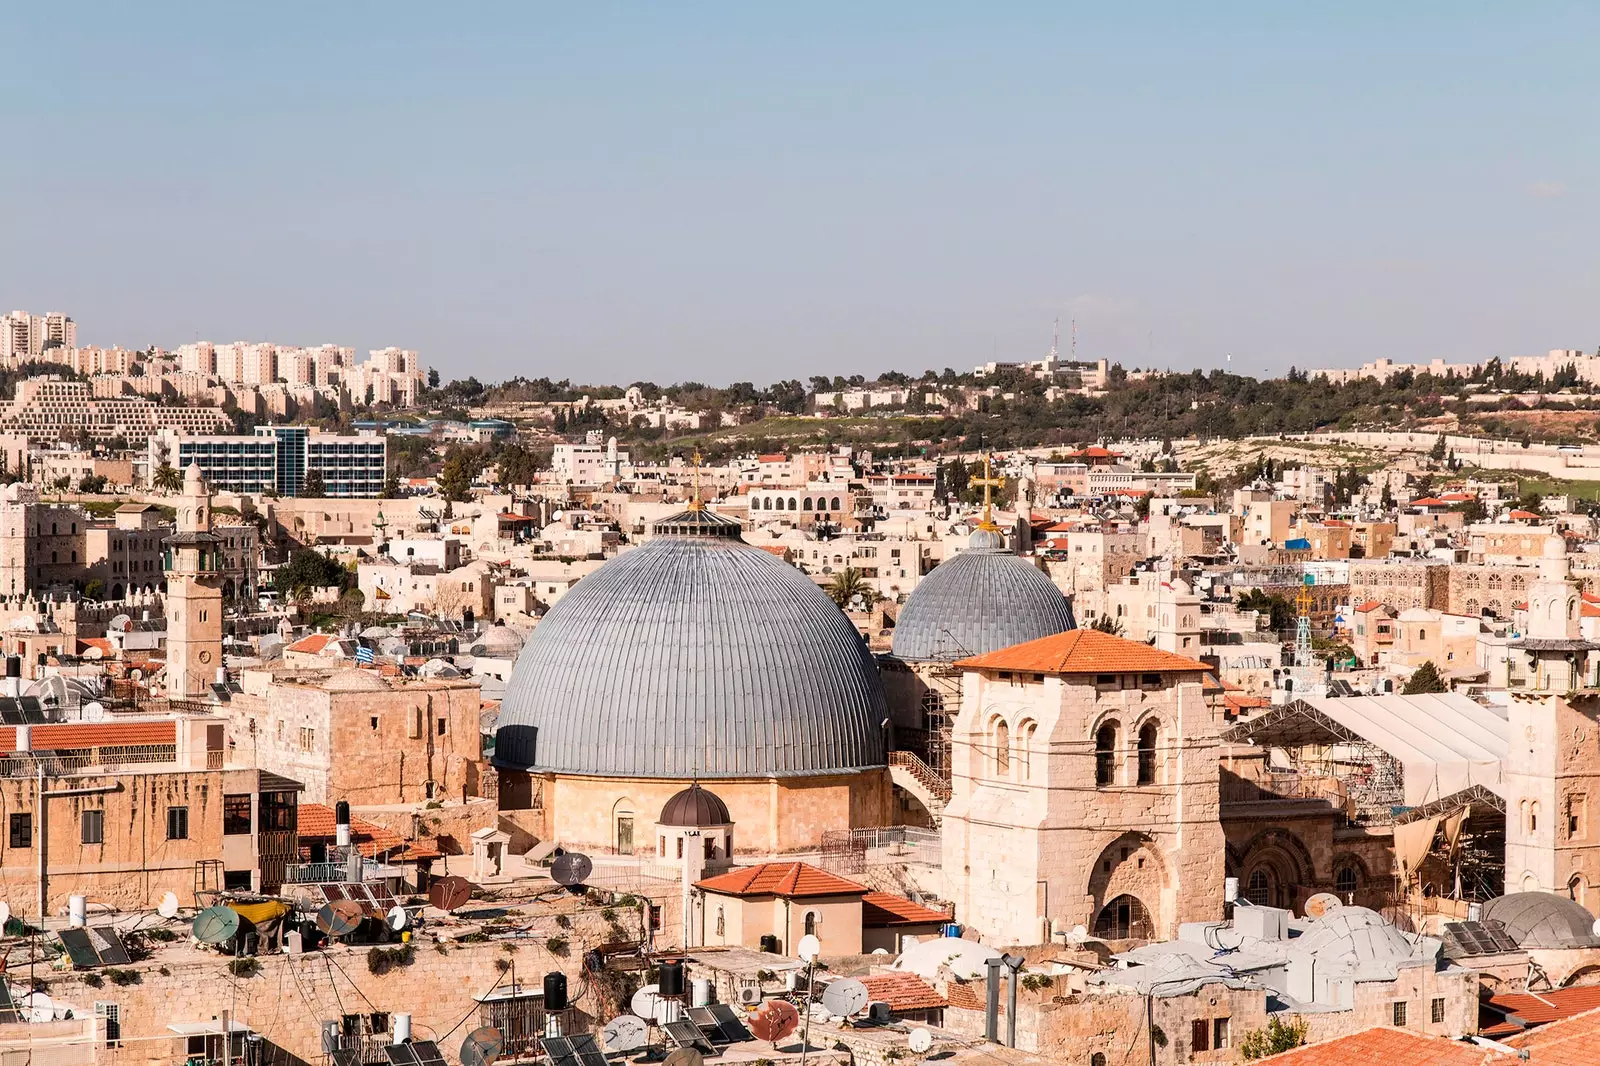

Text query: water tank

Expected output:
[68,895,86,928]
[392,1014,411,1044]
[657,959,686,999]
[543,971,568,1012]
[691,978,712,1008]
[335,801,351,847]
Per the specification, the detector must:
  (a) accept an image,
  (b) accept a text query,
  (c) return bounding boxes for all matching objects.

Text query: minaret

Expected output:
[164,464,224,699]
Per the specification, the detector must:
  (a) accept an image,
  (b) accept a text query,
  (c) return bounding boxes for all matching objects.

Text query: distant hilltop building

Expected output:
[1314,349,1592,386]
[0,376,229,442]
[153,424,387,497]
[177,341,425,405]
[0,309,74,361]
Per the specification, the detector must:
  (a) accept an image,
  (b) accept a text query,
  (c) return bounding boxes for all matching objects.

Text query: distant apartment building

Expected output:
[175,342,422,405]
[552,439,629,484]
[0,378,229,442]
[162,425,387,497]
[0,309,75,360]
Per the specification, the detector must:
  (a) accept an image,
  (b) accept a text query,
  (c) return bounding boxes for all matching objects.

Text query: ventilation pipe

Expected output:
[335,801,351,847]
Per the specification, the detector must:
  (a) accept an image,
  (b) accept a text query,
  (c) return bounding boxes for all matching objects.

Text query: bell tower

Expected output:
[164,464,224,699]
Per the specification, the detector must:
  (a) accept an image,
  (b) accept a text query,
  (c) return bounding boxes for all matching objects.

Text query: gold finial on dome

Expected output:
[688,449,706,512]
[972,453,1005,532]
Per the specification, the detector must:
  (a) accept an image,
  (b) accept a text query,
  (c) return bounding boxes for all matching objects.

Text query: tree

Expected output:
[300,470,327,498]
[1402,660,1447,695]
[84,579,105,601]
[1089,615,1125,636]
[825,567,875,609]
[274,549,348,597]
[1451,497,1488,524]
[153,464,182,493]
[1239,1017,1308,1060]
[439,453,474,502]
[1133,492,1152,519]
[77,474,108,494]
[381,472,401,499]
[1429,434,1446,460]
[427,368,440,389]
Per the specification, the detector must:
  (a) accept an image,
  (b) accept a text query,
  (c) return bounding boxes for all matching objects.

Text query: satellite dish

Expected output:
[460,1027,503,1066]
[747,999,800,1044]
[21,992,55,1023]
[193,905,240,944]
[630,985,677,1024]
[1069,924,1089,942]
[158,893,180,919]
[1591,917,1600,939]
[821,978,869,1018]
[82,645,102,661]
[908,1028,934,1054]
[662,1050,703,1066]
[796,933,821,963]
[428,876,474,913]
[316,900,364,937]
[0,901,10,927]
[387,905,410,931]
[107,614,131,633]
[601,1015,648,1053]
[550,852,593,890]
[1304,892,1344,920]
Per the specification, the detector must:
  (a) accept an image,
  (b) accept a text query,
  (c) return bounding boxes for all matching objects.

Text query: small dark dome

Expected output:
[660,783,732,826]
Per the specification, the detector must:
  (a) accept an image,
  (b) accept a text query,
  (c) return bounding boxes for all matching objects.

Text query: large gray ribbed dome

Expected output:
[891,535,1075,662]
[495,518,887,779]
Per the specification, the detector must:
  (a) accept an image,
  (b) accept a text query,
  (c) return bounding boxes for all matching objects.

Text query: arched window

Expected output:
[1334,865,1358,895]
[1137,721,1159,786]
[803,911,818,937]
[1417,629,1426,642]
[1095,722,1119,787]
[832,497,842,511]
[994,720,1011,776]
[1245,869,1272,906]
[788,497,797,511]
[715,906,726,937]
[803,498,813,511]
[1019,721,1036,780]
[1092,894,1151,940]
[1092,1056,1107,1066]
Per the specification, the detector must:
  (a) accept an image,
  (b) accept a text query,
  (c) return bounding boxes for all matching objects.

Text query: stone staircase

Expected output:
[889,750,952,824]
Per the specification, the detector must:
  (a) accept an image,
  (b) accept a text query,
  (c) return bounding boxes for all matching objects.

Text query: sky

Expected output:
[3,3,1596,385]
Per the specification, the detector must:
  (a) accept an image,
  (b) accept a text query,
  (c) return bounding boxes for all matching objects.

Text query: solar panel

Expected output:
[383,1045,418,1066]
[687,1007,727,1043]
[1443,919,1520,957]
[20,699,46,724]
[0,703,22,726]
[0,981,18,1024]
[320,884,348,902]
[58,928,101,968]
[331,1051,362,1066]
[368,883,396,907]
[410,1041,446,1066]
[542,1036,579,1066]
[662,1020,715,1054]
[89,927,131,966]
[707,1003,753,1042]
[567,1034,608,1066]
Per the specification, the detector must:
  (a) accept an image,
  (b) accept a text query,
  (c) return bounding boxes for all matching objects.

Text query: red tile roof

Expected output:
[858,972,946,1012]
[297,803,411,859]
[1508,510,1543,520]
[288,633,338,654]
[77,638,114,658]
[1354,600,1385,613]
[860,892,952,927]
[1504,1003,1600,1064]
[1258,1027,1482,1065]
[758,454,788,464]
[944,981,995,1014]
[1410,497,1448,507]
[956,629,1210,676]
[695,862,867,899]
[0,720,177,753]
[1486,985,1600,1030]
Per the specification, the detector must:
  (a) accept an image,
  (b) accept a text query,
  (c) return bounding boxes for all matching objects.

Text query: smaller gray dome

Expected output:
[967,526,1005,551]
[1482,892,1600,949]
[892,542,1075,662]
[660,783,731,826]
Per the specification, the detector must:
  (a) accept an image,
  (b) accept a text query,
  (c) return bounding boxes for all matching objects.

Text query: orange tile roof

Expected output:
[1583,603,1600,619]
[955,629,1210,676]
[758,454,788,463]
[0,720,177,753]
[1354,600,1385,613]
[695,862,867,899]
[77,638,114,658]
[288,633,338,654]
[860,892,953,927]
[858,972,946,1012]
[1504,1003,1600,1064]
[756,545,791,557]
[1508,510,1543,520]
[1410,496,1448,507]
[1258,1027,1482,1065]
[1487,985,1600,1030]
[297,802,411,859]
[945,980,996,1014]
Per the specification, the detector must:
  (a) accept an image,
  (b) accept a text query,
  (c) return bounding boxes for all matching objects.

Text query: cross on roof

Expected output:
[972,455,1005,531]
[688,450,705,511]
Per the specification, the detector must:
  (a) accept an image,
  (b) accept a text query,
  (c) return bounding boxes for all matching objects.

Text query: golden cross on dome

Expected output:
[972,454,1005,531]
[688,449,705,511]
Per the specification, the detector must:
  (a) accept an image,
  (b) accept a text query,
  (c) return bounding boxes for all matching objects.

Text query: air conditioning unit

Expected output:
[737,985,763,1006]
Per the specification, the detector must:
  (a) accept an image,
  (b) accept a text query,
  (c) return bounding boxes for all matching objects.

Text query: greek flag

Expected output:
[355,645,375,665]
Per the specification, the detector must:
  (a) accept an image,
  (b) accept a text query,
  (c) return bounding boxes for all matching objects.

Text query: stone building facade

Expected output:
[1445,562,1536,619]
[940,629,1225,945]
[1349,559,1449,611]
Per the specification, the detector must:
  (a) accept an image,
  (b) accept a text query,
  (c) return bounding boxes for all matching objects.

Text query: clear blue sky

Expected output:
[4,3,1595,385]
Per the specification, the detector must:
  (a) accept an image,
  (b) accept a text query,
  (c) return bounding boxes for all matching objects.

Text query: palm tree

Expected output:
[153,464,182,493]
[826,567,875,609]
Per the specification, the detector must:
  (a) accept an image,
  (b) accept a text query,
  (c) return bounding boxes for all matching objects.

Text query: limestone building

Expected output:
[940,628,1225,944]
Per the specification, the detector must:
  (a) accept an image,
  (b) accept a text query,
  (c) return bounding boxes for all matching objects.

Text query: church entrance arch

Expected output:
[1086,832,1170,940]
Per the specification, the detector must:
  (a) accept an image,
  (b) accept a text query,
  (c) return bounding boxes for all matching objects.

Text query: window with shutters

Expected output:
[81,809,104,845]
[95,1002,120,1046]
[167,806,189,840]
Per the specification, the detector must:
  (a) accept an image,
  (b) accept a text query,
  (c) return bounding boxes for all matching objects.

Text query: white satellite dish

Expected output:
[629,984,679,1024]
[22,992,55,1023]
[387,905,410,931]
[1069,924,1089,942]
[1591,917,1600,939]
[908,1028,933,1054]
[820,978,869,1018]
[796,934,822,963]
[601,1015,648,1053]
[107,614,132,633]
[0,901,11,926]
[158,892,180,919]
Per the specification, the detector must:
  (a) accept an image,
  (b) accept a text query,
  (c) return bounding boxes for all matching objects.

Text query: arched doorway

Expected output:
[1093,894,1153,939]
[1087,832,1171,940]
